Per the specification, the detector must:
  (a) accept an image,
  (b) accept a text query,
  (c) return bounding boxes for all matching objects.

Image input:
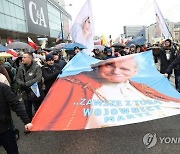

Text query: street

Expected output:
[0,63,179,154]
[0,103,180,154]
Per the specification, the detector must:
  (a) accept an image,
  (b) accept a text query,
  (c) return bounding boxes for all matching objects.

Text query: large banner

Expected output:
[31,51,180,131]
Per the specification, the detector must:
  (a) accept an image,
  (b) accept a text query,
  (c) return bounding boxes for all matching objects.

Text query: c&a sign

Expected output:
[24,0,50,36]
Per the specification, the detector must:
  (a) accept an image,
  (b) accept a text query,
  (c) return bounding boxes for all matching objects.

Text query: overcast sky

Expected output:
[65,0,180,38]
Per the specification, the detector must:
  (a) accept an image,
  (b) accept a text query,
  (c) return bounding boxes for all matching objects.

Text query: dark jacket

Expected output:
[16,61,42,88]
[155,47,176,74]
[0,65,11,84]
[104,55,116,60]
[42,63,61,93]
[166,55,180,76]
[0,82,30,134]
[54,59,67,70]
[16,61,44,101]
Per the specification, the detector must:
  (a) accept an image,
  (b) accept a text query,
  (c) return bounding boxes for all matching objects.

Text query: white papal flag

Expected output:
[153,0,171,39]
[70,0,94,55]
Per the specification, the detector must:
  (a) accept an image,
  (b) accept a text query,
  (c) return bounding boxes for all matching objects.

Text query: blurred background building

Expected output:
[0,0,72,47]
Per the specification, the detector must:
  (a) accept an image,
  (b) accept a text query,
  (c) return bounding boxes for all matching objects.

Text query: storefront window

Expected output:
[2,0,10,15]
[0,14,6,29]
[4,15,13,30]
[9,2,15,17]
[11,17,17,31]
[0,0,4,13]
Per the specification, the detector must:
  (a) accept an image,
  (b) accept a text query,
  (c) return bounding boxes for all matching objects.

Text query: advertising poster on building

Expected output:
[24,0,50,36]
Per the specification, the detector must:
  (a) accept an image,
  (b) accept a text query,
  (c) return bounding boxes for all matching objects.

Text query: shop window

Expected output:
[0,14,6,29]
[11,17,17,31]
[2,0,10,15]
[5,15,13,30]
[0,0,4,13]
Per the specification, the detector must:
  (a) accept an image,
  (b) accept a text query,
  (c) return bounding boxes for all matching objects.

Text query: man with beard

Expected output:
[155,39,176,79]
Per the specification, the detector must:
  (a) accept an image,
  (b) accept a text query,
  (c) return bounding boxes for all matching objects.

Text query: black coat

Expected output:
[155,47,176,74]
[166,55,180,76]
[54,59,67,70]
[42,63,61,93]
[0,83,30,134]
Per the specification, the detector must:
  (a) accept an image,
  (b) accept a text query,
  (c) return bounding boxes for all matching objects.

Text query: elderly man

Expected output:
[16,51,44,120]
[31,55,180,131]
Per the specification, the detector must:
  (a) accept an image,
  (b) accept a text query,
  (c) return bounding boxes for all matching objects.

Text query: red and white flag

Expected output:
[7,38,13,44]
[28,37,38,51]
[6,49,18,57]
[70,0,94,55]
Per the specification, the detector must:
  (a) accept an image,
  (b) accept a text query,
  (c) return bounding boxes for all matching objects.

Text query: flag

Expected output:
[153,0,171,39]
[56,31,63,43]
[101,35,108,46]
[31,82,40,97]
[70,0,94,55]
[6,49,18,57]
[7,38,13,44]
[28,37,38,51]
[41,39,46,49]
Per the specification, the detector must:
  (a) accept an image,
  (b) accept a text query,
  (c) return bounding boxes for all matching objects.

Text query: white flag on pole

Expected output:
[70,0,94,55]
[153,0,171,39]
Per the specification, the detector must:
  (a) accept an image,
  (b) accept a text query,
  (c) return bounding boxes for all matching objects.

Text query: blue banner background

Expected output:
[58,50,180,99]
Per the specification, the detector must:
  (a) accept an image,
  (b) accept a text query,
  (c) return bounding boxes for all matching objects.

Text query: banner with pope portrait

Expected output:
[31,51,180,131]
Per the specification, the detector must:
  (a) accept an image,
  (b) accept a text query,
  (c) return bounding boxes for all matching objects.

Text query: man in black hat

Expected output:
[103,47,116,60]
[66,46,81,61]
[42,54,62,94]
[52,51,67,70]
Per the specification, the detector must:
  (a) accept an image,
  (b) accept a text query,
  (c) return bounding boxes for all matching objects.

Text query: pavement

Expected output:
[0,111,180,154]
[0,63,180,154]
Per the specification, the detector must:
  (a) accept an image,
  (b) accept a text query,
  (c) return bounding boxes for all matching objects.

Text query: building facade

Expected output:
[173,22,180,43]
[145,21,175,44]
[0,0,71,47]
[123,25,146,38]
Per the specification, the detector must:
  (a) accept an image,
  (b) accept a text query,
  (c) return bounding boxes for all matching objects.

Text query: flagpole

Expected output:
[59,4,72,43]
[60,16,64,43]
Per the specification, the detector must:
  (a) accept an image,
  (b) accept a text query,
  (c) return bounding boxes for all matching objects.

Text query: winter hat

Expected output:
[46,54,54,61]
[104,47,112,52]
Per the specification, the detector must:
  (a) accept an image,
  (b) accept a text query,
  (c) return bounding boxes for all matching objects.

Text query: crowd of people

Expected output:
[92,39,180,92]
[0,47,67,153]
[0,38,180,153]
